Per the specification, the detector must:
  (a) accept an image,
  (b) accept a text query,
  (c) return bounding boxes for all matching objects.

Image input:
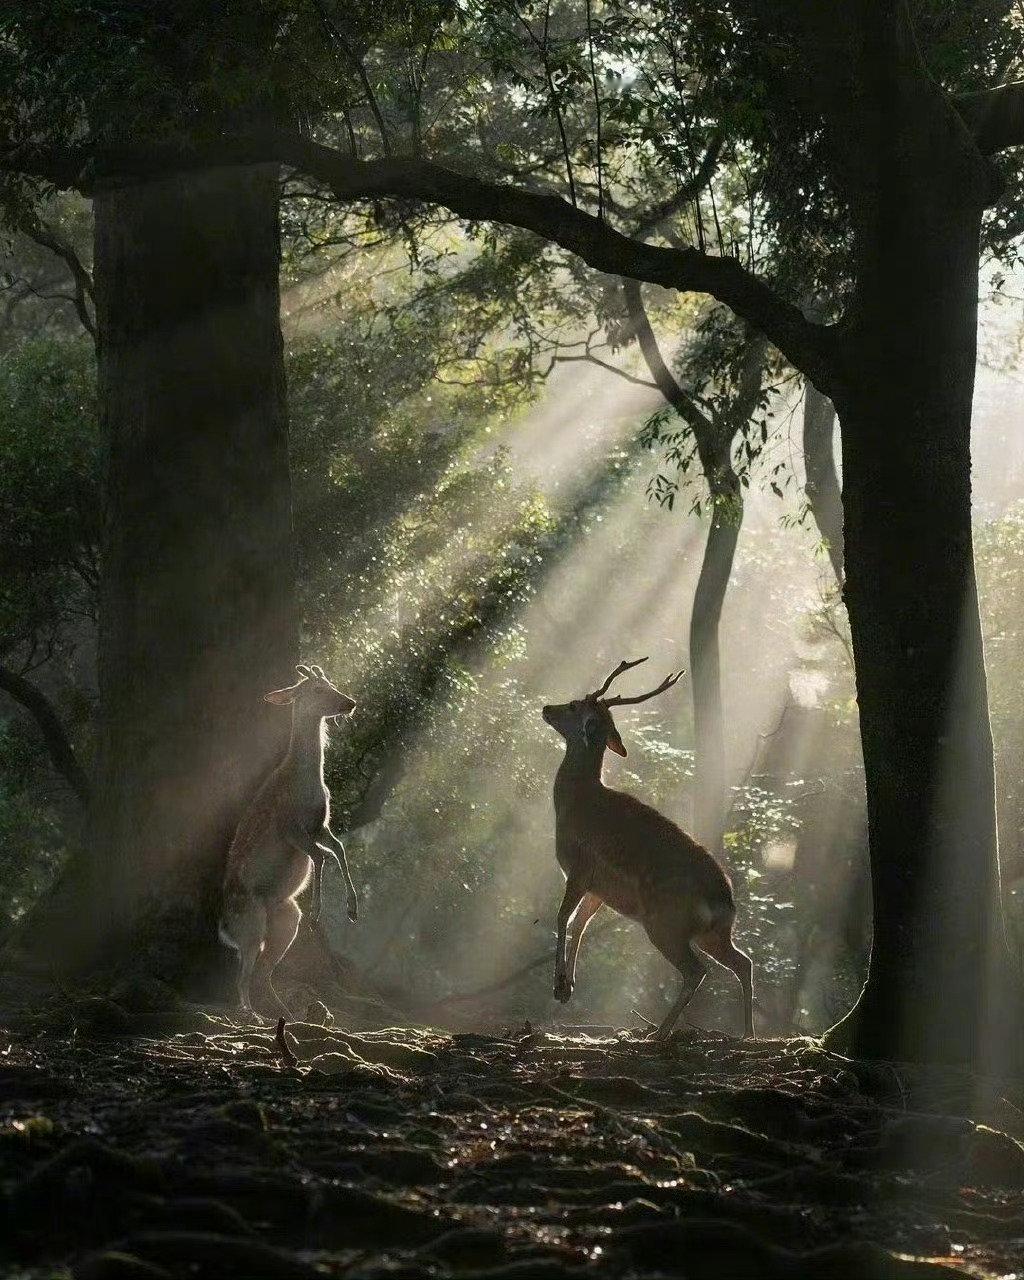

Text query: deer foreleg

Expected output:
[321,825,358,922]
[297,844,324,927]
[284,830,325,927]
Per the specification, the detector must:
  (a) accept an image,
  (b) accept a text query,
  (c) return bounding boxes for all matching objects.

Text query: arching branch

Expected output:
[621,279,712,439]
[22,222,96,341]
[0,133,839,391]
[0,664,90,805]
[956,82,1024,155]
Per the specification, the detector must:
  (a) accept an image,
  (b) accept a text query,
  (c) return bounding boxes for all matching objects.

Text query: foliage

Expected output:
[0,284,872,1033]
[0,337,97,923]
[0,724,67,926]
[0,335,99,669]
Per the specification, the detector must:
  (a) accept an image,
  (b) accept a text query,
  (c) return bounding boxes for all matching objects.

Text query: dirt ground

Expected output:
[3,997,1024,1279]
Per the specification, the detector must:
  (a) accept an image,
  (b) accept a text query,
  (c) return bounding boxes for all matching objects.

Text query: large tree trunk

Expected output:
[690,493,742,851]
[828,194,1019,1067]
[78,165,298,988]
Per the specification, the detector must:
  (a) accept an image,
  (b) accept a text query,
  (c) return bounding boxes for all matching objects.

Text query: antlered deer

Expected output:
[542,657,754,1039]
[219,664,358,1016]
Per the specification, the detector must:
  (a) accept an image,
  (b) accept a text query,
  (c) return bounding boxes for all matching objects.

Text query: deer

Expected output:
[219,663,359,1017]
[542,657,754,1040]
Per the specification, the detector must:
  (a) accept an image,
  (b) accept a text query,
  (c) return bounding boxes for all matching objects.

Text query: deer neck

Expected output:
[283,708,328,793]
[554,739,606,802]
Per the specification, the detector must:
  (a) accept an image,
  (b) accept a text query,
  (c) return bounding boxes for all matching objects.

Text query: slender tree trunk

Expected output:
[690,490,742,851]
[623,279,765,853]
[828,199,1019,1068]
[802,383,844,585]
[60,165,298,986]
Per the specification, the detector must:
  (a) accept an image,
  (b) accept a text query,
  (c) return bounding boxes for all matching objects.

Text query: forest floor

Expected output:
[3,994,1024,1280]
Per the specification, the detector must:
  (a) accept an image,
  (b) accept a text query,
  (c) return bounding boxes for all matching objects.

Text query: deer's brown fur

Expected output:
[219,664,358,1017]
[543,658,754,1039]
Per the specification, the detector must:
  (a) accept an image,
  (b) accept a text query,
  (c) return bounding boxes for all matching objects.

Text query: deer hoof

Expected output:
[553,974,573,1003]
[347,900,358,923]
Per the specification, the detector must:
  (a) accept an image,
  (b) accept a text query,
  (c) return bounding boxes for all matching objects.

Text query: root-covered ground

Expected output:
[3,1005,1024,1279]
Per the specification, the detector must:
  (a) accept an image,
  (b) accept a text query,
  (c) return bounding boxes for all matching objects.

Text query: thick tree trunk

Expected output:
[802,384,844,585]
[828,200,1019,1068]
[76,166,298,987]
[690,494,742,851]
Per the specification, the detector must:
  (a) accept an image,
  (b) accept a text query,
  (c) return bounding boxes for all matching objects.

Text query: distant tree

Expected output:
[625,292,768,851]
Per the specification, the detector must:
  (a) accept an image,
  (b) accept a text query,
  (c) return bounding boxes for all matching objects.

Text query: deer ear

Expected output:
[606,725,627,757]
[295,664,313,678]
[265,684,298,705]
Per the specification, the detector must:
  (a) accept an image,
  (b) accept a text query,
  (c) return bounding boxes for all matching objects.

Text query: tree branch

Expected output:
[631,132,724,240]
[1,133,837,389]
[549,349,658,388]
[0,664,90,805]
[428,918,616,1010]
[22,222,96,341]
[621,278,713,440]
[955,82,1024,155]
[311,0,393,156]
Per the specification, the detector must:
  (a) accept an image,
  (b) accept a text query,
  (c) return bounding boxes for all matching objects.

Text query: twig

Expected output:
[730,699,795,810]
[509,0,577,207]
[311,0,392,156]
[630,1005,656,1028]
[275,1017,297,1067]
[430,918,617,1008]
[585,0,603,219]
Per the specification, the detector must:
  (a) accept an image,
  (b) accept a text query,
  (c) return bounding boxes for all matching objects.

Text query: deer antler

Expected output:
[592,657,648,699]
[601,669,684,707]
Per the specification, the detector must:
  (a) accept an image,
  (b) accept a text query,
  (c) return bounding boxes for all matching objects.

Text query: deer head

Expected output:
[541,657,683,758]
[264,664,356,721]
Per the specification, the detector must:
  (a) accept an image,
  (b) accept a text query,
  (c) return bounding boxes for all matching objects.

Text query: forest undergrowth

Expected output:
[2,968,1024,1280]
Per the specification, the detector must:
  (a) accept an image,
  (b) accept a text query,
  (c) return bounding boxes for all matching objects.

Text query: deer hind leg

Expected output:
[222,893,267,1017]
[253,898,302,1019]
[554,880,588,1003]
[644,919,708,1041]
[564,893,603,997]
[696,921,755,1039]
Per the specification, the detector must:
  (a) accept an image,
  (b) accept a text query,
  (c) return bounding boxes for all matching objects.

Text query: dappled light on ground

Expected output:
[4,1004,1024,1279]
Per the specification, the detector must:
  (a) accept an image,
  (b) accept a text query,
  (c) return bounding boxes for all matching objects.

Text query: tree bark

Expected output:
[828,206,1019,1068]
[787,0,1024,1070]
[622,280,765,852]
[686,345,764,853]
[802,383,844,585]
[689,489,742,852]
[76,165,298,986]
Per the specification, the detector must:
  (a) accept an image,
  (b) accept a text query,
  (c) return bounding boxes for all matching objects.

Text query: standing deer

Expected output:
[219,664,359,1016]
[542,657,754,1039]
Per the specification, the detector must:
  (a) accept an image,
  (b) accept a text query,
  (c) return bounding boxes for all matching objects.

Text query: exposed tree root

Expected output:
[2,1007,1023,1279]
